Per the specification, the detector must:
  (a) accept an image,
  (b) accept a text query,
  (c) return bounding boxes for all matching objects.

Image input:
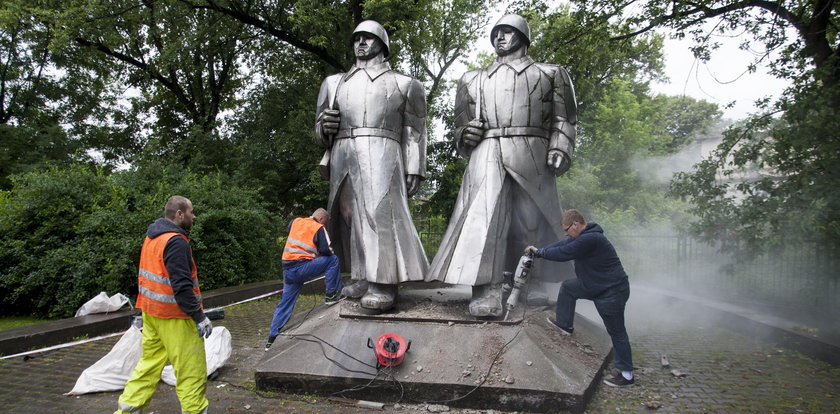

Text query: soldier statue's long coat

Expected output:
[314,62,429,284]
[427,56,577,286]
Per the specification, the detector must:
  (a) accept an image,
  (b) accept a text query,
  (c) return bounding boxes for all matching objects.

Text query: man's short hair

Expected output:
[312,208,329,221]
[165,195,191,219]
[561,209,586,226]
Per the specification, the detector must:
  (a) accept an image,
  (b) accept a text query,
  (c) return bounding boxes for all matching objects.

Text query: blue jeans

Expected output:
[267,255,342,339]
[555,278,633,371]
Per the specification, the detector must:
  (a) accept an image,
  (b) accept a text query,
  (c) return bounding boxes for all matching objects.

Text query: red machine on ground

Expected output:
[367,333,411,369]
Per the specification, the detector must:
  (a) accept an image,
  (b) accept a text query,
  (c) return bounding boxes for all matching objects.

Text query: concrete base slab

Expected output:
[256,288,612,413]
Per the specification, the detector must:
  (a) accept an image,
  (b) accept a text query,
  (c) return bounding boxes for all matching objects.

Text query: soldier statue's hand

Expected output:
[547,149,571,175]
[462,119,485,147]
[406,175,421,197]
[318,109,341,138]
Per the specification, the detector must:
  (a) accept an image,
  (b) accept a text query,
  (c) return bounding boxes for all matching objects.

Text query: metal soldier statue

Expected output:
[314,20,429,312]
[427,14,578,317]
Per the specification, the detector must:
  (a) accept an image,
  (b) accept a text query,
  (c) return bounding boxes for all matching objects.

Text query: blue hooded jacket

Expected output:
[537,222,629,294]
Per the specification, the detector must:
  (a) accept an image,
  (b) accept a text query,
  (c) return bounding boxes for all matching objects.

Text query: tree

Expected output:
[0,162,281,318]
[556,79,720,227]
[55,0,256,167]
[0,2,115,185]
[568,0,840,249]
[583,0,839,100]
[647,95,722,152]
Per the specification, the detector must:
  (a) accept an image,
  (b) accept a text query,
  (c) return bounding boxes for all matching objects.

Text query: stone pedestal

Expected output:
[256,287,612,413]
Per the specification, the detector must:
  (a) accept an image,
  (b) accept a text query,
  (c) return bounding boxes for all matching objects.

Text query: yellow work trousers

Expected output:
[115,313,208,414]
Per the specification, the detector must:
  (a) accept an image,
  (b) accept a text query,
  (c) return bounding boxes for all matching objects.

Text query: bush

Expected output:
[0,162,281,318]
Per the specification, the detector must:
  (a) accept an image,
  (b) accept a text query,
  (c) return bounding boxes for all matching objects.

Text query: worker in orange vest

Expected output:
[115,195,211,414]
[265,208,342,351]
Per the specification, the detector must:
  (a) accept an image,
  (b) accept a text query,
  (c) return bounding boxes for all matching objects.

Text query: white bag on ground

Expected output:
[161,326,232,386]
[75,291,132,317]
[66,325,232,395]
[65,326,143,395]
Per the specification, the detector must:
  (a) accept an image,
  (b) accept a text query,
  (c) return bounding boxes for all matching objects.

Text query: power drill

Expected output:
[502,250,534,320]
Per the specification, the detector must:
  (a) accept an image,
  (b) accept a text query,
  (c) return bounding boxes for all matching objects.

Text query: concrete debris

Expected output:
[416,365,424,372]
[503,375,515,384]
[645,399,662,409]
[670,369,687,378]
[426,403,450,412]
[462,370,471,377]
[357,400,385,410]
[660,354,670,367]
[526,361,533,366]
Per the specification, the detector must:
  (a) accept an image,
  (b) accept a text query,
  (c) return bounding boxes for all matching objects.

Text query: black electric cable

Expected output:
[283,333,378,376]
[331,363,406,404]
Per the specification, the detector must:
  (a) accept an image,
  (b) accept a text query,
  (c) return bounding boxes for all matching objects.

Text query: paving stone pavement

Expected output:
[0,287,838,413]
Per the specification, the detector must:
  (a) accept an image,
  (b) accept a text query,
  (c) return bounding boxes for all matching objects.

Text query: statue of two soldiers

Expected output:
[314,15,577,316]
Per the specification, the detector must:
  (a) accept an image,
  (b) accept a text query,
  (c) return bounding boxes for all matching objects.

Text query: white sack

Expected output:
[65,326,143,395]
[161,326,232,386]
[75,291,131,317]
[66,325,232,395]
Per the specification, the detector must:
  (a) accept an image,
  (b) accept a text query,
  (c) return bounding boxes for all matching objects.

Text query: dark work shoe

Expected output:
[325,291,344,305]
[603,373,635,387]
[546,316,573,336]
[265,336,276,352]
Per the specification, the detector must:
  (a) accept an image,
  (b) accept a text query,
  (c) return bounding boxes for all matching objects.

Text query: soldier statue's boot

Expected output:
[360,282,397,311]
[469,283,503,317]
[341,280,369,299]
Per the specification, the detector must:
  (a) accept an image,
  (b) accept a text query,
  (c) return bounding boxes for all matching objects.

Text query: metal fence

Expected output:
[610,233,840,316]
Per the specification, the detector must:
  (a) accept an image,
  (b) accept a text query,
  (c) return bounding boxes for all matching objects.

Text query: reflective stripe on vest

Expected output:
[136,232,202,319]
[282,217,323,261]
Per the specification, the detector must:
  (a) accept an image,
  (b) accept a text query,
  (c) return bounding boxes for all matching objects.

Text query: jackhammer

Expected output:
[502,249,535,320]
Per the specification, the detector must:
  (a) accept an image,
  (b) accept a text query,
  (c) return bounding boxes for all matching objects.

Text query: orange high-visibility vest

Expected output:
[282,217,323,261]
[136,232,202,319]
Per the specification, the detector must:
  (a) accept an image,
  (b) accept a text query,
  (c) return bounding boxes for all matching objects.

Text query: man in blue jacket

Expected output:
[526,209,634,387]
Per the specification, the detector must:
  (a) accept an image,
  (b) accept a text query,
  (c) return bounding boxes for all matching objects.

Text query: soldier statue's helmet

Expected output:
[490,14,531,47]
[352,20,390,57]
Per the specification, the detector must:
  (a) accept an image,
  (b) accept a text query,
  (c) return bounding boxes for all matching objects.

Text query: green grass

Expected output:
[0,316,47,331]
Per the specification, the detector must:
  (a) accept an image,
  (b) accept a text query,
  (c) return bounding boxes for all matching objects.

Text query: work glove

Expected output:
[524,245,540,257]
[196,316,213,339]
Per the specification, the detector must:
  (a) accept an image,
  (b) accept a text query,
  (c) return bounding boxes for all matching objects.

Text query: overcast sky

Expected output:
[651,32,790,121]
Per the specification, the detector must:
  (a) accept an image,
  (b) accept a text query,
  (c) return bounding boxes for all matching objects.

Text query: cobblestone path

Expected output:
[0,289,837,413]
